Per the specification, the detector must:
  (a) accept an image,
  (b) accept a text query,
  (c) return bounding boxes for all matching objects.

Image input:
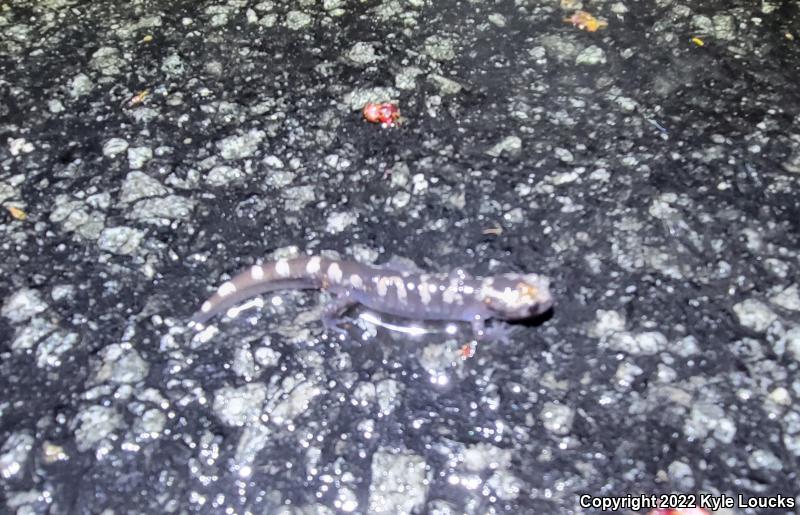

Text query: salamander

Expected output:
[189,256,553,340]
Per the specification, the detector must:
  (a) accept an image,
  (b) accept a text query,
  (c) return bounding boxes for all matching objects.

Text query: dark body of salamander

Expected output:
[190,256,552,339]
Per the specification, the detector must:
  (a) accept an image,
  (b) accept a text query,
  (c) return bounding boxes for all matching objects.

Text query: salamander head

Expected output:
[480,274,553,320]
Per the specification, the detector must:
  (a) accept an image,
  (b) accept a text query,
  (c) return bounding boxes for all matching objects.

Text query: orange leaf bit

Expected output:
[7,206,27,220]
[565,10,608,32]
[460,342,476,360]
[126,89,150,108]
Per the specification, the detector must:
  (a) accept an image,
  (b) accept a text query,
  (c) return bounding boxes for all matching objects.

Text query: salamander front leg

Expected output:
[322,294,358,338]
[471,317,515,343]
[482,322,515,344]
[462,317,515,358]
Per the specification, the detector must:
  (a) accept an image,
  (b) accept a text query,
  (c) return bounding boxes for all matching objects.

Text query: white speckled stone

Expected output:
[94,344,149,384]
[102,138,129,158]
[589,309,626,337]
[206,165,246,186]
[119,171,169,204]
[213,384,267,427]
[540,402,574,435]
[423,35,455,61]
[733,299,778,332]
[127,146,153,169]
[216,129,266,160]
[368,450,428,514]
[285,10,312,30]
[326,211,357,234]
[0,432,34,480]
[97,226,145,255]
[2,289,48,323]
[74,406,123,452]
[576,45,606,65]
[770,284,800,311]
[346,42,382,65]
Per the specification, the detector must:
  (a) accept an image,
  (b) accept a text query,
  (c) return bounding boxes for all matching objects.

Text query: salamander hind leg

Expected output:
[322,295,359,338]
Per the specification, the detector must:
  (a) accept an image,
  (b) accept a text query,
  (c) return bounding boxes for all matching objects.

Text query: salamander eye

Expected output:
[519,277,554,316]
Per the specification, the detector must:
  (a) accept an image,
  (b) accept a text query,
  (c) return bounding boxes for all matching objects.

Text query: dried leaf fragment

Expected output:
[7,206,27,220]
[126,89,150,108]
[564,10,608,32]
[482,226,503,236]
